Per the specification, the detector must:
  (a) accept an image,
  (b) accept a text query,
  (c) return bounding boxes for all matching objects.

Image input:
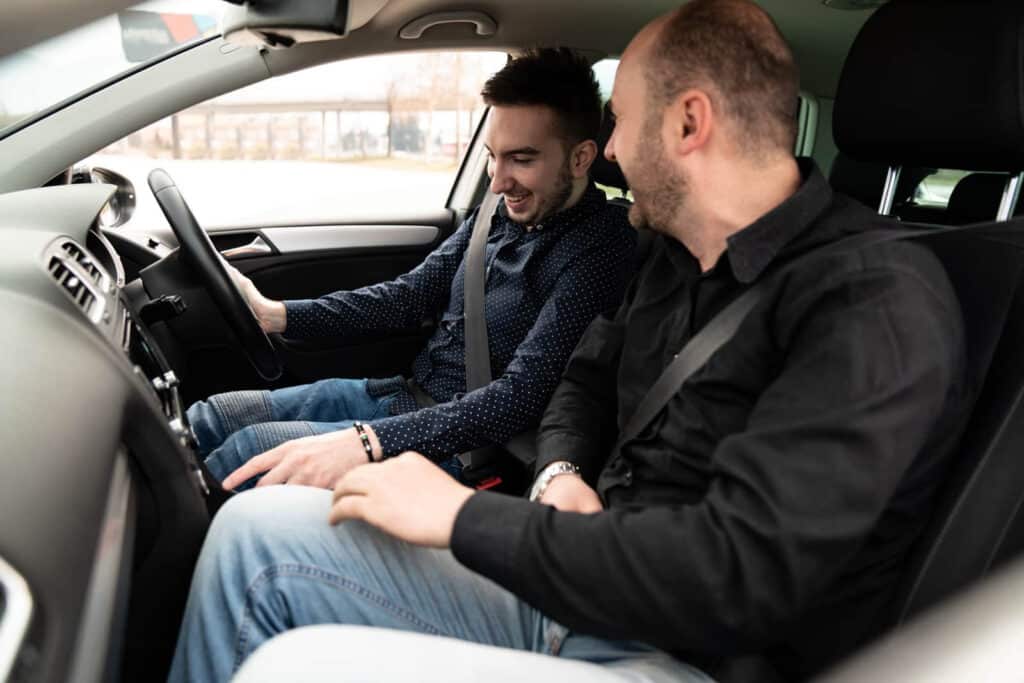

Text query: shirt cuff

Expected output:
[281,300,320,339]
[534,430,604,483]
[366,416,408,459]
[450,491,537,593]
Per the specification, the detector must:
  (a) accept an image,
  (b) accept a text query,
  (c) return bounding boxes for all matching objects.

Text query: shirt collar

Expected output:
[496,182,607,234]
[725,158,833,283]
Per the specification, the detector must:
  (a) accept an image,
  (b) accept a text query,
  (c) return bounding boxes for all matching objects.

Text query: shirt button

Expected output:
[624,467,633,486]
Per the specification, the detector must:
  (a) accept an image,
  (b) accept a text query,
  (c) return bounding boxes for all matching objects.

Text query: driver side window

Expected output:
[87,51,507,229]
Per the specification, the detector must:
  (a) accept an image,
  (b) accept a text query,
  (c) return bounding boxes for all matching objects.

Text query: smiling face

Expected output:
[484,105,576,227]
[605,21,687,235]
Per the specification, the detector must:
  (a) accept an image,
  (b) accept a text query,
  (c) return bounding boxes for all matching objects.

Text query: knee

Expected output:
[208,486,335,552]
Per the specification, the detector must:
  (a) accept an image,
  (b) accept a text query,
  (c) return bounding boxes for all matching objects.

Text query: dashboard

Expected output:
[0,183,211,682]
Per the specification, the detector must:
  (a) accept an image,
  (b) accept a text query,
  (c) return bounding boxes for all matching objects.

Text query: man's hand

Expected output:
[221,426,379,490]
[226,264,287,334]
[330,452,474,548]
[540,474,603,513]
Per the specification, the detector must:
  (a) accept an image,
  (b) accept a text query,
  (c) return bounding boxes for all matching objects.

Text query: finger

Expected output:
[222,449,281,490]
[328,493,368,525]
[255,455,298,488]
[332,465,375,502]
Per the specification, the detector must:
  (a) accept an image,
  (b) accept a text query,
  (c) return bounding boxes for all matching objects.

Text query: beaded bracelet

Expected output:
[352,422,375,463]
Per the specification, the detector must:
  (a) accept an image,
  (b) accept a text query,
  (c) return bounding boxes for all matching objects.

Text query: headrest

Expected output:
[591,102,629,192]
[947,172,1020,223]
[834,0,1024,172]
[828,152,930,209]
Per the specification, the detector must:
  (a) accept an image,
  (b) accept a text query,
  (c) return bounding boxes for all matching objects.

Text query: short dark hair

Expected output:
[647,0,800,156]
[481,48,602,146]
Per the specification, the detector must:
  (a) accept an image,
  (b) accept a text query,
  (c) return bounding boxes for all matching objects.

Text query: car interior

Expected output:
[2,0,1024,681]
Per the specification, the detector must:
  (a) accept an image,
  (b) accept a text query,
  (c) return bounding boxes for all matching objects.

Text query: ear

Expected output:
[568,139,599,179]
[666,89,714,156]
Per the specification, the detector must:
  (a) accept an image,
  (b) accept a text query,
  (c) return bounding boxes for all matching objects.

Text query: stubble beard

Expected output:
[627,119,686,235]
[530,159,575,227]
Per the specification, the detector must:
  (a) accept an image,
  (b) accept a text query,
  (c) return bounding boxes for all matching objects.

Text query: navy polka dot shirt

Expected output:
[284,183,636,459]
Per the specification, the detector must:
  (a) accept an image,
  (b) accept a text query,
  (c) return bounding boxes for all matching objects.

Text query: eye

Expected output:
[512,157,533,165]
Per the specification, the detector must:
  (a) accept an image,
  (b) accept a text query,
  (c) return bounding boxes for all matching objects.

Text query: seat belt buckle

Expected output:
[474,476,503,490]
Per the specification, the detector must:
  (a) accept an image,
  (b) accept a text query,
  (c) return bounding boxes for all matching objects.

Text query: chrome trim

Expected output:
[878,165,902,216]
[221,235,274,259]
[262,225,439,253]
[997,173,1023,222]
[67,451,132,683]
[0,555,34,682]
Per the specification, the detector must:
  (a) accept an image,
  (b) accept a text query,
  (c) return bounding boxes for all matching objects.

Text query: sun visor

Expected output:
[221,0,389,48]
[833,0,1024,172]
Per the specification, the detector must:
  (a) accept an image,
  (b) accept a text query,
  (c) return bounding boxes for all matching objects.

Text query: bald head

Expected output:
[631,0,799,158]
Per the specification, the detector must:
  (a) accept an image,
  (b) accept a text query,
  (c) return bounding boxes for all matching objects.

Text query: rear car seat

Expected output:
[946,171,1024,224]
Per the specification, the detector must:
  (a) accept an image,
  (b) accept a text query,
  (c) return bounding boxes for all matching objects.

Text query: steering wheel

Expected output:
[148,169,283,382]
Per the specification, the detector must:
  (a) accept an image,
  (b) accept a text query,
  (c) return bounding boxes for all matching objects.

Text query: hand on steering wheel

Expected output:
[148,169,283,381]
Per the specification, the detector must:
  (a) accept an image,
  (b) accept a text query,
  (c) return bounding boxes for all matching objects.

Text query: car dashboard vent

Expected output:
[44,239,111,325]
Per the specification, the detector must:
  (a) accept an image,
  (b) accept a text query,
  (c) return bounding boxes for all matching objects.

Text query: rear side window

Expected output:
[910,169,971,208]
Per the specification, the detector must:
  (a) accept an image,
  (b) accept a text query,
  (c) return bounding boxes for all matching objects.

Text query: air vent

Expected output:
[61,241,104,285]
[49,256,98,317]
[44,240,108,325]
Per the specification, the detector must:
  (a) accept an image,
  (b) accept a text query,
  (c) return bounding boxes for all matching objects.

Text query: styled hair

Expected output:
[481,47,602,146]
[647,0,800,156]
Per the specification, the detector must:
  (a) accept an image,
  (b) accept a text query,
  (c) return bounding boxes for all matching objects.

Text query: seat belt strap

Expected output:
[464,191,501,392]
[612,228,921,453]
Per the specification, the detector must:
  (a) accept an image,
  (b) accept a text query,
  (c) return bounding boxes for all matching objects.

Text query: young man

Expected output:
[189,48,636,491]
[169,1,967,681]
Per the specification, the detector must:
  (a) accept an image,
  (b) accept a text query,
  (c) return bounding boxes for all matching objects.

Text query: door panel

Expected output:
[178,208,459,400]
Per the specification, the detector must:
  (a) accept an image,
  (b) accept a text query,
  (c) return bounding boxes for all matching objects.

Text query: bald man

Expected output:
[168,1,966,681]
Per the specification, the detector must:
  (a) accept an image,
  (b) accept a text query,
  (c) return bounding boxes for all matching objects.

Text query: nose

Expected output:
[604,132,617,162]
[489,158,513,194]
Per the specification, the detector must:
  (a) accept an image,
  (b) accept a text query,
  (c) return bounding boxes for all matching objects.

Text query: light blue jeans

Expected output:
[167,486,713,683]
[187,378,401,491]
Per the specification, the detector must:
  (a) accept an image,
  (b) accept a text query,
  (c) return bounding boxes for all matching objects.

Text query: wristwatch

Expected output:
[529,461,582,502]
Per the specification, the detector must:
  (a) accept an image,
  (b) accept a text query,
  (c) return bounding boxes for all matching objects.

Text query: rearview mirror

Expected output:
[221,0,389,48]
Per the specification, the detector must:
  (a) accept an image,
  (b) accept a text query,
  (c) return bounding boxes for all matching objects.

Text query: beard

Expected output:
[530,158,575,226]
[625,120,686,235]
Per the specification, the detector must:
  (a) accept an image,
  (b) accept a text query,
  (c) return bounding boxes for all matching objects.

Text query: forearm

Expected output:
[535,315,623,481]
[371,374,551,459]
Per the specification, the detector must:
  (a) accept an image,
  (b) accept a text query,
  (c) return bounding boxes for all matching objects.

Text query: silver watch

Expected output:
[529,461,582,502]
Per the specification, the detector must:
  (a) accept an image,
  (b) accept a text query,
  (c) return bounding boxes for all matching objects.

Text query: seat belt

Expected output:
[612,228,920,454]
[457,191,540,473]
[463,191,501,393]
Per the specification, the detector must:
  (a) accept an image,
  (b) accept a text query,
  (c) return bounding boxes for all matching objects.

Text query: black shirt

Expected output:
[450,161,968,679]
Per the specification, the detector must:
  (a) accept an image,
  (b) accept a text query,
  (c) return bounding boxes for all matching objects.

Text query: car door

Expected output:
[88,50,507,400]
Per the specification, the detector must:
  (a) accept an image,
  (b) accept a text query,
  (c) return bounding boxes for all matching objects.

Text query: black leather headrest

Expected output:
[829,152,931,209]
[947,172,1019,223]
[591,102,628,192]
[834,0,1024,172]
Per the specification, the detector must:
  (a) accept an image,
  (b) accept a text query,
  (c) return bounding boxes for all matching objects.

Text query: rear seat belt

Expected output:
[613,228,919,454]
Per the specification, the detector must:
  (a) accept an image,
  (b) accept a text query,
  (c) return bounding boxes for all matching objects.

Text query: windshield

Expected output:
[0,0,223,138]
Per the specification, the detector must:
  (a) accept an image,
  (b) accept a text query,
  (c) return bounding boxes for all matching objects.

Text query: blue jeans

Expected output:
[187,378,401,491]
[167,486,712,683]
